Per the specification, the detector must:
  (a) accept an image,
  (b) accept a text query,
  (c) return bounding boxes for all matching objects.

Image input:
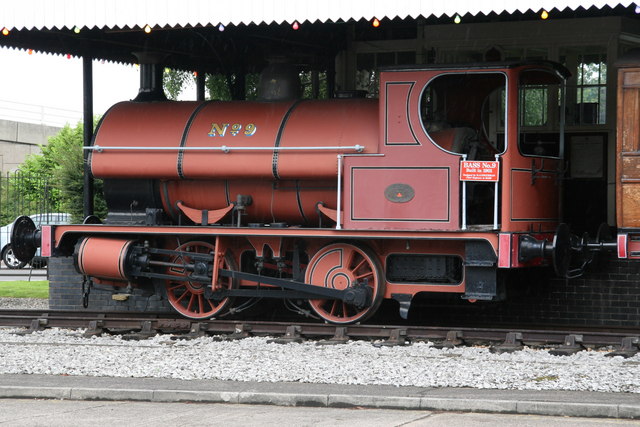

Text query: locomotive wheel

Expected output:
[305,243,385,324]
[165,241,237,319]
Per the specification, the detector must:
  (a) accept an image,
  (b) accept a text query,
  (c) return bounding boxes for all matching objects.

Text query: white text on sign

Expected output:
[460,160,500,182]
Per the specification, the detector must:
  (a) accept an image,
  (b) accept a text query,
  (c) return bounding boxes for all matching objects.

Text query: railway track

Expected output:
[0,309,639,356]
[0,310,640,356]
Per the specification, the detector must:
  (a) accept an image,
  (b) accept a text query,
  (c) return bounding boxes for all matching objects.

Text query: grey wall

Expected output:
[0,119,61,173]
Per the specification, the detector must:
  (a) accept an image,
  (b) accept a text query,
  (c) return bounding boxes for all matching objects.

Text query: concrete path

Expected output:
[0,268,46,281]
[1,399,639,427]
[0,374,638,420]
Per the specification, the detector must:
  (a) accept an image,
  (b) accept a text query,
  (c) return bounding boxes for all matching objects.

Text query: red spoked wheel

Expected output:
[305,243,385,324]
[165,241,237,319]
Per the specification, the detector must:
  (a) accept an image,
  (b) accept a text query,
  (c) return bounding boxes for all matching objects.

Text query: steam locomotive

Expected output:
[12,59,621,324]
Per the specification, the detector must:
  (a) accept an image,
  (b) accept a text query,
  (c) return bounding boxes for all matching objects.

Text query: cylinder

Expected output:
[75,237,136,281]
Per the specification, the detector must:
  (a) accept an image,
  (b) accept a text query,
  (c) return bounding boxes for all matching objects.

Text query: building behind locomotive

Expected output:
[14,60,596,323]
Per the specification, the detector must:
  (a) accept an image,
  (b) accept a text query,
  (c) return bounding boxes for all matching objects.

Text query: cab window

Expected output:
[421,73,506,159]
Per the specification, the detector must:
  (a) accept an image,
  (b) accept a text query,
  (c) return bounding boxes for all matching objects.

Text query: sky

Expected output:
[0,47,194,127]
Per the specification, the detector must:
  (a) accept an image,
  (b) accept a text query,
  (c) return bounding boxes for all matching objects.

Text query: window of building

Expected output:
[518,69,565,157]
[576,54,607,124]
[560,47,607,125]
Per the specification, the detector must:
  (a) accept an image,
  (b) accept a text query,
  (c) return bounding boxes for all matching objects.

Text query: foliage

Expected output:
[164,69,326,101]
[240,73,261,101]
[520,87,548,126]
[300,71,329,99]
[164,69,234,100]
[1,139,65,225]
[206,73,232,100]
[355,70,379,98]
[0,172,59,225]
[14,120,106,224]
[164,68,194,100]
[0,280,48,298]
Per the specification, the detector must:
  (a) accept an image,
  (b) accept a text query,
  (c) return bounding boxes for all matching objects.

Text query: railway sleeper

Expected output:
[268,325,304,344]
[605,336,640,358]
[121,320,159,341]
[205,323,254,341]
[317,327,351,345]
[548,334,585,356]
[433,330,465,349]
[226,323,253,340]
[83,319,105,338]
[373,329,408,347]
[13,317,48,336]
[490,332,525,354]
[175,322,209,340]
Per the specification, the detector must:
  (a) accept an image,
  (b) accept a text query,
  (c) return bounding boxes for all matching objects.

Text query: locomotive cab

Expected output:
[344,61,568,235]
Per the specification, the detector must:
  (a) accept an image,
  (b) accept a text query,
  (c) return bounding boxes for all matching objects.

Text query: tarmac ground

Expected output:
[2,399,640,427]
[0,267,46,281]
[0,374,638,424]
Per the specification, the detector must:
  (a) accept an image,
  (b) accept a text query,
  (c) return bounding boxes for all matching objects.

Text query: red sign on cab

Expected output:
[460,160,500,182]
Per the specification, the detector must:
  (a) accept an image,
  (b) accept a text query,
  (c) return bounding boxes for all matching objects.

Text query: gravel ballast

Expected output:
[0,298,48,310]
[0,326,638,393]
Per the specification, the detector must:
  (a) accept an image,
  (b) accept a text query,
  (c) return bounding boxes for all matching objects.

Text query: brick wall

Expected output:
[405,254,640,327]
[49,253,640,326]
[496,255,639,326]
[48,256,173,313]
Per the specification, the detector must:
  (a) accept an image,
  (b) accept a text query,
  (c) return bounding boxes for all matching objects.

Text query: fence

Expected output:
[0,172,63,268]
[0,172,61,225]
[0,99,82,127]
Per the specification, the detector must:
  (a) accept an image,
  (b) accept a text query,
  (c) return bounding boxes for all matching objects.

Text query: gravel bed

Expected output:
[0,297,48,310]
[0,327,638,393]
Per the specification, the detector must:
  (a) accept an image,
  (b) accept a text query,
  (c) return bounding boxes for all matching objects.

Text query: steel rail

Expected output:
[0,309,638,350]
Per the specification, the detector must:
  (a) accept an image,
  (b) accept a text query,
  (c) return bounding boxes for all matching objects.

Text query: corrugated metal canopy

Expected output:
[2,0,637,31]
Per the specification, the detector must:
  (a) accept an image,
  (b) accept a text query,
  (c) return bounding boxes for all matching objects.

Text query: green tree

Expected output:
[1,136,65,225]
[16,120,106,224]
[164,68,194,100]
[0,172,55,225]
[205,73,233,100]
[164,69,325,101]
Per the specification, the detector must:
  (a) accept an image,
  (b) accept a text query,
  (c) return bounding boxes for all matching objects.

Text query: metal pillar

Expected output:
[311,70,319,99]
[196,70,206,101]
[83,56,94,218]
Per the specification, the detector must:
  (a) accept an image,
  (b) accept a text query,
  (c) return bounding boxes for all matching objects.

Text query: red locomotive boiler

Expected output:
[13,60,591,324]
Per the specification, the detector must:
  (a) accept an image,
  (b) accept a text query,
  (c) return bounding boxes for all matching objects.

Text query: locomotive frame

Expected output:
[13,59,616,324]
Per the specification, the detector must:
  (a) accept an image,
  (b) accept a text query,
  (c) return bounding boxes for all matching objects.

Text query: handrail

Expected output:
[85,145,365,153]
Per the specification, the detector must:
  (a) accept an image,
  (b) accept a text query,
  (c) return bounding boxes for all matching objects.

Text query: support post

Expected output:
[311,70,319,99]
[494,154,500,230]
[196,70,206,101]
[461,154,467,230]
[83,56,94,218]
